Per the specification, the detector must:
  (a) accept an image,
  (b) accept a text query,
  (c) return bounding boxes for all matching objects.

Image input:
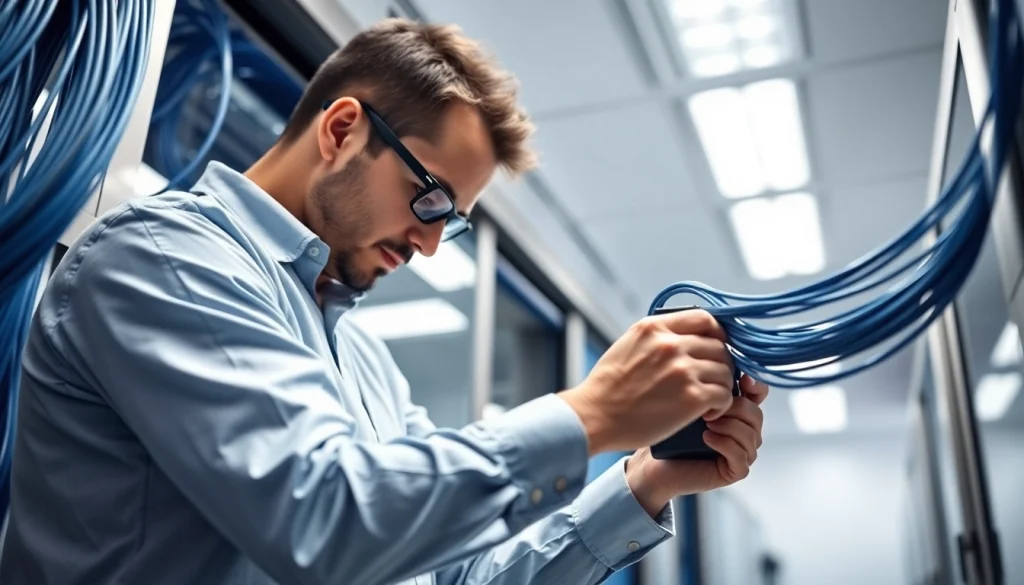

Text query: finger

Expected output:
[691,358,734,389]
[680,335,732,365]
[739,374,769,405]
[704,418,757,463]
[703,431,751,482]
[656,309,727,342]
[696,383,734,420]
[719,396,764,442]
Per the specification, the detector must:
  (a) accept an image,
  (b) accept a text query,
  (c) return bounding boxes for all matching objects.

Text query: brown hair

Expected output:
[279,18,537,176]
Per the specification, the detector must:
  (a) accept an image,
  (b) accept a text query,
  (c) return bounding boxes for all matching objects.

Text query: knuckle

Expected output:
[672,358,698,383]
[693,309,717,330]
[635,316,660,336]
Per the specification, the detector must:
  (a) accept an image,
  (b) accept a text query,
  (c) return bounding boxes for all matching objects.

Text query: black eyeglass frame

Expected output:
[321,99,472,242]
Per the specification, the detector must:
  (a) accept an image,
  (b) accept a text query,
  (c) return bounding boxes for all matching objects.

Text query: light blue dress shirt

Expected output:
[0,162,673,585]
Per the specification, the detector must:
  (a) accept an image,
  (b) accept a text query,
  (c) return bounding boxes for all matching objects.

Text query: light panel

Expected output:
[407,242,476,292]
[990,321,1023,368]
[729,192,825,280]
[788,386,848,434]
[348,298,469,340]
[688,88,765,198]
[687,78,810,198]
[975,372,1021,421]
[665,0,800,79]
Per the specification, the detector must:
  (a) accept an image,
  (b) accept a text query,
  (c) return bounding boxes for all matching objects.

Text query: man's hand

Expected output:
[558,310,736,455]
[624,375,769,518]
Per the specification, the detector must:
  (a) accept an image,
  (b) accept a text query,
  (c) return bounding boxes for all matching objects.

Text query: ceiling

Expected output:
[332,0,1021,438]
[395,0,1011,438]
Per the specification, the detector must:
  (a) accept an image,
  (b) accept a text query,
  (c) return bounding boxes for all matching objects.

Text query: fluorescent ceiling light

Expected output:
[990,321,1023,368]
[666,0,799,79]
[688,78,810,198]
[729,192,825,280]
[789,386,847,433]
[668,0,727,20]
[407,242,476,292]
[681,24,735,49]
[735,15,777,39]
[688,88,765,198]
[690,53,742,78]
[348,298,468,340]
[744,79,810,191]
[743,45,783,68]
[975,372,1021,421]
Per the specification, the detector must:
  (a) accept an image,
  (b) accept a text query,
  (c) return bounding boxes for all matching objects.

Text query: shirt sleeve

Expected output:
[50,202,593,585]
[434,458,675,585]
[395,369,675,584]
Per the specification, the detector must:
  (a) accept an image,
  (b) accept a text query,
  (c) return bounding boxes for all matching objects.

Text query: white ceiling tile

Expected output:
[804,0,945,64]
[414,0,650,114]
[533,101,701,221]
[808,50,943,187]
[822,175,930,269]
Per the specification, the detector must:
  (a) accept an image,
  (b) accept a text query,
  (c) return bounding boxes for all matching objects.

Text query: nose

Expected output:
[408,221,445,257]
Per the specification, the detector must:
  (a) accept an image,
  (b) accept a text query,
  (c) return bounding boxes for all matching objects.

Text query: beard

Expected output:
[310,153,411,293]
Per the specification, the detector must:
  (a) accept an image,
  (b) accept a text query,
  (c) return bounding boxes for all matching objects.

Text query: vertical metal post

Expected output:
[564,312,587,390]
[922,1,1013,583]
[471,218,498,421]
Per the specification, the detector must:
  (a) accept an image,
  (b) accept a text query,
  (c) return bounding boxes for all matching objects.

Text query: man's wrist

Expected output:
[625,453,672,518]
[557,387,614,456]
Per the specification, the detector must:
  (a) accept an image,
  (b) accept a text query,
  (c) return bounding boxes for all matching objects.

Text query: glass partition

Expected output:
[487,255,564,415]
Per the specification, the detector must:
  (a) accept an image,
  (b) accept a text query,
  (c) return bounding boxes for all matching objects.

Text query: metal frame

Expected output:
[923,0,1024,582]
[470,218,498,421]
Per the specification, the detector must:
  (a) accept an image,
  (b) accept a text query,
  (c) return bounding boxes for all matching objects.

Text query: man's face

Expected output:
[306,99,496,292]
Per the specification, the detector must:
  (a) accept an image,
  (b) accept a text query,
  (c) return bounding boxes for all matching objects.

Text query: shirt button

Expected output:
[308,247,321,257]
[554,477,568,493]
[530,488,543,505]
[627,541,640,553]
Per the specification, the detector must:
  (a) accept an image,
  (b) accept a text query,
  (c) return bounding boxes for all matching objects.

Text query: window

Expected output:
[487,255,564,416]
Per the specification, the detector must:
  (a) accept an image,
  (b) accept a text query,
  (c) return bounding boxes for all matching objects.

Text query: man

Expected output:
[1,17,768,585]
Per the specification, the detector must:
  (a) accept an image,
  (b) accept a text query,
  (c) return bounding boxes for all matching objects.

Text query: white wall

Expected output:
[725,432,908,585]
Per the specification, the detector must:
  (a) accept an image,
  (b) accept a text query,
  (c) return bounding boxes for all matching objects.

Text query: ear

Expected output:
[317,97,369,164]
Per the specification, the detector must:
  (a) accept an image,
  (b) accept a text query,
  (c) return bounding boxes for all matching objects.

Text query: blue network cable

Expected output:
[0,0,155,513]
[650,0,1024,389]
[146,0,303,193]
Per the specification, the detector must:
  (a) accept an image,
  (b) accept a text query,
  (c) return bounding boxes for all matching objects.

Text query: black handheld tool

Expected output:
[649,305,743,461]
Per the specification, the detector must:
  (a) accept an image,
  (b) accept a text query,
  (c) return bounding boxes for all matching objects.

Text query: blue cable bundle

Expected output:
[146,0,303,193]
[0,0,155,512]
[650,0,1024,389]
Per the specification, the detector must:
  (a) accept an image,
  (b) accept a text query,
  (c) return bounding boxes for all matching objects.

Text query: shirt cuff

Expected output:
[572,456,675,571]
[479,393,590,525]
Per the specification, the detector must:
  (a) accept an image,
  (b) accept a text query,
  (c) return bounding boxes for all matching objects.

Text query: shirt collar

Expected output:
[190,161,367,311]
[191,160,316,263]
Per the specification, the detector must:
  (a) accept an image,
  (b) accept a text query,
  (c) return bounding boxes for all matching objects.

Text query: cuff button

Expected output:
[554,477,568,493]
[530,488,543,505]
[627,541,640,553]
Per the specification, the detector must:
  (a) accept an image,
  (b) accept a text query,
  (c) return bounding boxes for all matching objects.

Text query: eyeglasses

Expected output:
[321,99,472,242]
